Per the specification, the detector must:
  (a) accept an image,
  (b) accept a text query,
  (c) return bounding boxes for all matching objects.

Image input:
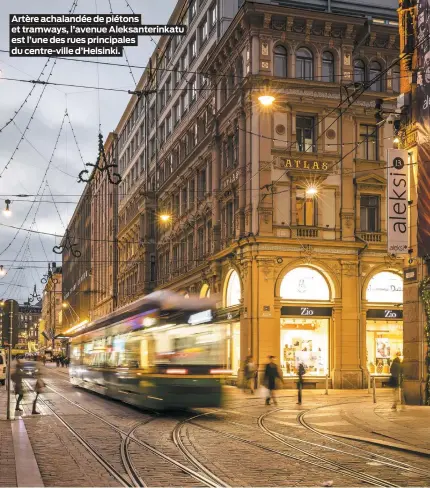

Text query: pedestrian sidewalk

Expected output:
[0,385,44,487]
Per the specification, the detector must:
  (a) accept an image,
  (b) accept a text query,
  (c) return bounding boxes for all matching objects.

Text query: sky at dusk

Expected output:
[0,0,176,303]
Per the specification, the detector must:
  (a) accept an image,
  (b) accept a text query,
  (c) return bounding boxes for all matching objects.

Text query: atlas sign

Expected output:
[387,149,409,255]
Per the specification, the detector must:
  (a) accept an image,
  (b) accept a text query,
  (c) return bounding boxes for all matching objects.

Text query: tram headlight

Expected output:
[166,368,188,374]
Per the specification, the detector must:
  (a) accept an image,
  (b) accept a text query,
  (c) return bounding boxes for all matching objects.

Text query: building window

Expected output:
[189,77,197,104]
[392,64,400,92]
[296,115,315,153]
[189,0,196,21]
[359,124,378,160]
[181,52,188,72]
[322,51,334,82]
[210,3,217,29]
[199,19,208,44]
[360,195,380,232]
[174,102,180,125]
[166,114,172,136]
[225,270,241,307]
[181,90,188,114]
[369,61,383,92]
[175,63,181,86]
[296,47,313,80]
[197,227,204,257]
[354,59,366,83]
[190,35,197,61]
[274,45,287,77]
[296,188,317,227]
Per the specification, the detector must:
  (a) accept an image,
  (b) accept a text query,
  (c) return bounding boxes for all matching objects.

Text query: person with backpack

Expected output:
[297,362,306,405]
[243,356,257,394]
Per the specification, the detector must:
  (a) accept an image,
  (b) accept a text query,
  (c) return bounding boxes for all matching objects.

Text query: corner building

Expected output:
[155,0,401,390]
[106,0,404,389]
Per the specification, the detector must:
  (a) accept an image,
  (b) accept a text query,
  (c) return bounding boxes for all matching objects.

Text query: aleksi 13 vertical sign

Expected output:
[387,149,409,255]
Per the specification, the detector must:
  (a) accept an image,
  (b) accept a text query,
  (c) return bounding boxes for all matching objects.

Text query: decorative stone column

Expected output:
[237,107,246,236]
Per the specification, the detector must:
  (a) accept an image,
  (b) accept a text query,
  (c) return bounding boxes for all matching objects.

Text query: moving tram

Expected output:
[69,291,231,410]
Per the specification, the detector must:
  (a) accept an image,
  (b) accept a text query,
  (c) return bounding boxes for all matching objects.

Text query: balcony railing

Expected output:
[293,226,319,238]
[357,231,386,243]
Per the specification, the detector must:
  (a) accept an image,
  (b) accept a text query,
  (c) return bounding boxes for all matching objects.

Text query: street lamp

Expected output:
[3,200,11,217]
[306,186,318,196]
[258,95,276,106]
[160,214,171,223]
[393,136,400,144]
[62,302,68,309]
[0,265,5,277]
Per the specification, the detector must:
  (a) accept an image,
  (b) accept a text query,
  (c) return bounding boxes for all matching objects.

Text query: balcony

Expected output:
[357,231,386,243]
[293,226,319,238]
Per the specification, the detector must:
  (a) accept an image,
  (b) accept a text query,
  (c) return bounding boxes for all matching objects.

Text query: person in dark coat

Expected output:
[390,351,402,410]
[297,362,306,405]
[264,356,283,405]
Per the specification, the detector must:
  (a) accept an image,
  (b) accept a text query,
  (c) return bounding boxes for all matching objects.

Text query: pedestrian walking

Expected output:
[65,357,70,368]
[243,356,257,394]
[32,375,46,415]
[56,357,60,368]
[11,360,24,412]
[297,362,306,405]
[60,356,65,368]
[390,351,403,410]
[263,356,283,405]
[42,355,46,366]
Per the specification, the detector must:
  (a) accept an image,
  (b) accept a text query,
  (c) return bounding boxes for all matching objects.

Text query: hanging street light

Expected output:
[3,199,11,217]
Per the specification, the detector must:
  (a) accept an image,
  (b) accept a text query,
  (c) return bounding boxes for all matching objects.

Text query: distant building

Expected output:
[61,183,92,329]
[40,263,63,353]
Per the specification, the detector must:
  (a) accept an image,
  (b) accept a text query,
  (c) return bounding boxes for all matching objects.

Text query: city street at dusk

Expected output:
[1,0,430,486]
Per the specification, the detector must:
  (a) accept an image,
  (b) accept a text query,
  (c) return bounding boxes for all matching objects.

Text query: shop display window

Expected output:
[366,321,403,375]
[227,322,240,374]
[280,318,329,376]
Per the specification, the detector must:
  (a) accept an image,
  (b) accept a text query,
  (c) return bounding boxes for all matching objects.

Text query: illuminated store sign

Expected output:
[366,272,403,303]
[387,149,409,255]
[281,306,332,317]
[281,158,329,171]
[366,309,403,320]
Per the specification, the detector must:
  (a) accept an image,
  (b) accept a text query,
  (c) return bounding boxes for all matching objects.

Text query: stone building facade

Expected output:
[154,0,401,389]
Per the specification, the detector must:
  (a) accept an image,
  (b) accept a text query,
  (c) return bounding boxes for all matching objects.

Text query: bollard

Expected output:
[325,374,329,395]
[368,373,371,394]
[372,376,376,403]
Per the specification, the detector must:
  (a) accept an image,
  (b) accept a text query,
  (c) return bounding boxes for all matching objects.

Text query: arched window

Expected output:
[366,272,403,303]
[225,270,241,307]
[280,267,330,300]
[296,48,313,80]
[227,69,235,94]
[354,59,366,83]
[392,64,400,93]
[274,45,287,77]
[200,284,210,298]
[369,61,383,92]
[322,51,334,82]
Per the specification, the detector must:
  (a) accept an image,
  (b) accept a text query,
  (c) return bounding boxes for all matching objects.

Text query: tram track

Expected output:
[31,381,229,488]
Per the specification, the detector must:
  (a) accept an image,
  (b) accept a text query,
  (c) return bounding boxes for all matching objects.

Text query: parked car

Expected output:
[0,350,6,385]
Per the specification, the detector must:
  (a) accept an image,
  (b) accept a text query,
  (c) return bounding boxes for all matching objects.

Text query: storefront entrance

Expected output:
[365,271,403,379]
[279,267,333,381]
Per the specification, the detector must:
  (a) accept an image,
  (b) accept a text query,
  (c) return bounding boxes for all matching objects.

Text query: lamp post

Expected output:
[4,299,18,420]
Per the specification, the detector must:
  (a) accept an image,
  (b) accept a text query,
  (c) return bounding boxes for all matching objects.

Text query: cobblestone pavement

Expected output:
[0,364,429,487]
